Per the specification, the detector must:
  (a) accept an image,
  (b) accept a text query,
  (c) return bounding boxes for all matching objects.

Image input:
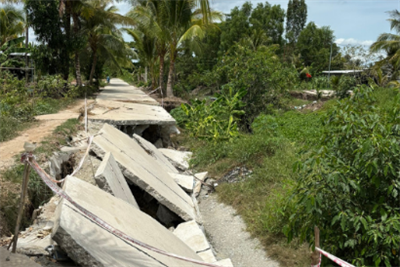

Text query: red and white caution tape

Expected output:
[311,252,321,267]
[21,153,224,267]
[316,247,355,267]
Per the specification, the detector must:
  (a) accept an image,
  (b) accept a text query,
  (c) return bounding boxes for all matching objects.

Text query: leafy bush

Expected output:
[331,75,357,99]
[181,86,246,141]
[170,106,189,128]
[214,44,299,125]
[285,85,400,266]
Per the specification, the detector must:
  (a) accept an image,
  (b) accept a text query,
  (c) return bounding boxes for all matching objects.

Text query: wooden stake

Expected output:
[11,162,31,253]
[311,226,320,266]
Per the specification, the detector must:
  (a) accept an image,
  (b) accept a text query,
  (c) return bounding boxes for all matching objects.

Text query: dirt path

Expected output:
[0,100,85,171]
[198,193,280,267]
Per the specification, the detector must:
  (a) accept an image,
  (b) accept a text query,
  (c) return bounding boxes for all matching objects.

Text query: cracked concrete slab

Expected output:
[88,100,175,126]
[173,220,210,253]
[158,149,192,170]
[52,176,205,267]
[132,134,178,174]
[194,172,208,197]
[91,124,196,221]
[168,172,194,192]
[95,152,139,208]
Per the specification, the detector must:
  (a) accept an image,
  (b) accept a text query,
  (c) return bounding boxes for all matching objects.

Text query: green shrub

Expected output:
[285,85,400,266]
[181,86,246,141]
[250,114,278,135]
[170,106,188,128]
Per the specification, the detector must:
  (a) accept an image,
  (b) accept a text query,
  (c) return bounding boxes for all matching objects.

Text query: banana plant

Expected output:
[0,36,29,67]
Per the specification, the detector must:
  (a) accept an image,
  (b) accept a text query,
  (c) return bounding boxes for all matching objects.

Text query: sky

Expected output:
[8,0,400,47]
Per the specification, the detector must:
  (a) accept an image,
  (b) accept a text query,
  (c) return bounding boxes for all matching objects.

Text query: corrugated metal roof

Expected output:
[322,70,364,74]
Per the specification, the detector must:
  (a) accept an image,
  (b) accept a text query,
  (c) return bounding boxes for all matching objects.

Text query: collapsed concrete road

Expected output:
[94,152,139,208]
[91,123,196,222]
[8,79,235,267]
[52,176,206,267]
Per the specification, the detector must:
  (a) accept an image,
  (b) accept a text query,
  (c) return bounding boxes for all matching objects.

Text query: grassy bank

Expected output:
[177,106,329,266]
[176,87,400,266]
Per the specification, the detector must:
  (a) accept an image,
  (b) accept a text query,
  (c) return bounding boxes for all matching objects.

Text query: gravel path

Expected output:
[198,192,280,267]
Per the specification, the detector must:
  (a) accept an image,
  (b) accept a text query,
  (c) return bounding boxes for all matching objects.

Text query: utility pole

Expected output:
[328,42,333,88]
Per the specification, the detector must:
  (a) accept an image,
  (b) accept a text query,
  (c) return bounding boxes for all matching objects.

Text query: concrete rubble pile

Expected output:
[11,79,233,267]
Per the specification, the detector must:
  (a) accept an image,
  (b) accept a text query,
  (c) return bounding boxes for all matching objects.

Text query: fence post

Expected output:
[311,226,320,266]
[10,142,35,253]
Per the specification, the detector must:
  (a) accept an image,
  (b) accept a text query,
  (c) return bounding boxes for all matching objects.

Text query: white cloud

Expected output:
[335,38,374,47]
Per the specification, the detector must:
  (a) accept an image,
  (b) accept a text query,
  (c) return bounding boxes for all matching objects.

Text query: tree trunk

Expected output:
[159,52,165,94]
[63,3,71,82]
[166,54,176,98]
[145,66,148,83]
[72,12,82,87]
[25,12,29,83]
[89,51,97,85]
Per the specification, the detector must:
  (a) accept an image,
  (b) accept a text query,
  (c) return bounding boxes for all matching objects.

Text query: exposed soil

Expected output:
[0,100,87,172]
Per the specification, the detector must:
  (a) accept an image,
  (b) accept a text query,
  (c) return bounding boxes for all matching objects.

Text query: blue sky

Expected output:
[114,0,399,47]
[9,0,400,47]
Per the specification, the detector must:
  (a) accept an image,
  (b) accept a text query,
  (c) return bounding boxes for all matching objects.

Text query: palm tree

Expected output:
[124,28,158,88]
[59,0,81,86]
[127,1,169,92]
[0,5,25,46]
[370,10,400,79]
[128,0,218,97]
[80,1,133,84]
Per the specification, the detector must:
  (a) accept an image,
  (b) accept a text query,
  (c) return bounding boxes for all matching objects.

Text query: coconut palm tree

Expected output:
[126,1,169,92]
[370,10,400,79]
[0,5,25,46]
[128,0,219,97]
[80,1,133,84]
[124,28,158,88]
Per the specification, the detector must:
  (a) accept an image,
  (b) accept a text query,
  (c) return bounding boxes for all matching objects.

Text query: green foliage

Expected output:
[215,44,299,125]
[181,86,246,141]
[0,116,34,142]
[331,75,357,99]
[285,86,400,266]
[26,0,70,79]
[286,0,307,44]
[250,114,278,135]
[297,22,343,73]
[170,106,189,127]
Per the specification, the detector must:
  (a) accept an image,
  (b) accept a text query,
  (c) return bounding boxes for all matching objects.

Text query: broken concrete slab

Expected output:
[194,172,208,197]
[132,134,178,174]
[215,258,234,267]
[52,176,206,267]
[0,247,42,267]
[96,78,159,105]
[95,152,139,208]
[198,249,217,263]
[91,124,195,221]
[16,224,53,256]
[169,172,194,192]
[159,148,192,170]
[173,220,210,253]
[88,100,175,126]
